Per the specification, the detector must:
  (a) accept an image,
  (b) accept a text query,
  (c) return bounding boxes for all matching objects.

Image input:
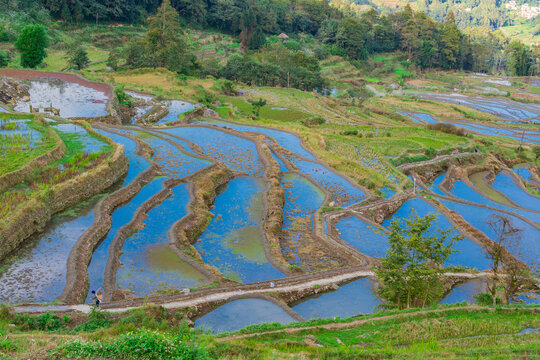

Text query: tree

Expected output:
[144,0,194,74]
[107,48,121,71]
[484,214,522,306]
[440,11,460,69]
[507,41,532,76]
[66,46,89,70]
[336,17,370,59]
[15,24,49,68]
[0,51,8,67]
[249,97,267,118]
[375,211,461,309]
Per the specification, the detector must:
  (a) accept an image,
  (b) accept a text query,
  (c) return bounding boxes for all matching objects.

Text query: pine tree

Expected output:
[440,11,460,69]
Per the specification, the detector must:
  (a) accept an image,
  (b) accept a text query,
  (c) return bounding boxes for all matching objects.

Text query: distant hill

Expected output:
[355,0,539,34]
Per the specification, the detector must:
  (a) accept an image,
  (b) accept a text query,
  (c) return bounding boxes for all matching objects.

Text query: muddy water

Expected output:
[195,177,284,283]
[54,123,108,153]
[160,127,263,176]
[382,198,491,270]
[86,177,167,300]
[440,199,540,266]
[93,129,150,187]
[195,298,296,333]
[0,195,103,304]
[123,130,210,178]
[440,278,487,304]
[13,78,109,118]
[116,183,206,297]
[156,100,195,125]
[448,180,540,224]
[491,172,540,211]
[292,278,380,319]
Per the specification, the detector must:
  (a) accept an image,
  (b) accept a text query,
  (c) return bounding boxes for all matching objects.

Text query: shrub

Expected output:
[302,117,325,127]
[73,309,110,333]
[343,130,358,136]
[57,329,209,360]
[15,312,65,332]
[473,292,502,306]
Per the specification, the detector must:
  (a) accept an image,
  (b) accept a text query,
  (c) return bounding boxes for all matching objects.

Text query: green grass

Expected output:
[209,306,540,359]
[219,95,309,122]
[0,116,58,175]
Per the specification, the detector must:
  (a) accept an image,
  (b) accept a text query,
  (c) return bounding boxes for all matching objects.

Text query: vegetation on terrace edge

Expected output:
[0,303,538,359]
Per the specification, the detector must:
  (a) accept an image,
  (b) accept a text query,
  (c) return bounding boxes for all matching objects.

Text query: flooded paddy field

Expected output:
[156,100,195,124]
[194,177,285,283]
[0,69,110,118]
[0,195,103,304]
[116,183,206,297]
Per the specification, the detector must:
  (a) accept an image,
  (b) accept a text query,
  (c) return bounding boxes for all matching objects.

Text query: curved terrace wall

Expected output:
[0,125,129,263]
[0,115,65,194]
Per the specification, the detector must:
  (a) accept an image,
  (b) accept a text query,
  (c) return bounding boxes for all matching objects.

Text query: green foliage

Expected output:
[15,24,49,68]
[219,80,236,96]
[507,40,533,76]
[107,48,121,71]
[73,309,110,333]
[375,211,462,309]
[14,312,67,332]
[57,329,209,360]
[115,86,132,107]
[0,50,8,67]
[473,292,502,306]
[66,46,90,70]
[249,97,266,118]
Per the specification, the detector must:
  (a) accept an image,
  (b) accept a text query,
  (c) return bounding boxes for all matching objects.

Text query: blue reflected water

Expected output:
[282,173,325,230]
[116,184,206,297]
[195,298,296,334]
[440,199,540,266]
[86,177,167,300]
[192,119,316,161]
[430,174,448,196]
[195,177,285,283]
[292,278,380,319]
[491,172,540,211]
[336,216,388,258]
[440,279,486,305]
[124,130,210,178]
[449,180,540,224]
[93,128,150,187]
[382,199,491,269]
[156,100,195,124]
[0,196,102,303]
[161,127,263,176]
[513,166,532,182]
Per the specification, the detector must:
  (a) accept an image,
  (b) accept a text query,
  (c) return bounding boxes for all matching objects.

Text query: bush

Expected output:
[73,309,110,333]
[343,130,358,136]
[57,329,209,360]
[15,312,65,332]
[473,292,502,306]
[301,117,325,127]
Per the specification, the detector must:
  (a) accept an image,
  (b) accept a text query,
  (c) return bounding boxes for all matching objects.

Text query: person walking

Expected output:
[91,287,104,310]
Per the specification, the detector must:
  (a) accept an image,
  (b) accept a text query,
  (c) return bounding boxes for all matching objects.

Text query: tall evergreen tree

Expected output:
[440,11,460,69]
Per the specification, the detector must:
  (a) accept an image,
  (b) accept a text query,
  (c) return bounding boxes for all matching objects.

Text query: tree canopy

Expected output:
[15,24,49,68]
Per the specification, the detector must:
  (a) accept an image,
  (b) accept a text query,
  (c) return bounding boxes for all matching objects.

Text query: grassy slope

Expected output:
[1,305,538,359]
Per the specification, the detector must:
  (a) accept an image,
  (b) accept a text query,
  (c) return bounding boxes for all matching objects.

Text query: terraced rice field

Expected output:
[1,73,539,333]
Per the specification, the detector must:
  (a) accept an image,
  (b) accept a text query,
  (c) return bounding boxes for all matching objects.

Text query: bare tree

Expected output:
[485,214,522,306]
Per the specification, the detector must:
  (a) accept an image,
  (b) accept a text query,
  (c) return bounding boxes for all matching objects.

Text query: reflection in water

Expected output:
[14,78,109,118]
[292,278,380,319]
[441,279,486,304]
[54,123,108,153]
[156,100,195,124]
[0,195,103,303]
[382,199,491,270]
[195,177,284,283]
[195,298,296,333]
[86,178,167,300]
[116,184,205,296]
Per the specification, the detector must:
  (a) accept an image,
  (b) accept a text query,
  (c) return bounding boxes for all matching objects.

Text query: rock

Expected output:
[212,100,221,107]
[236,89,247,96]
[203,108,219,118]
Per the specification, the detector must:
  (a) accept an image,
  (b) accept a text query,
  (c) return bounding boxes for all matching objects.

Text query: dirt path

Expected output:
[13,271,492,315]
[216,305,540,341]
